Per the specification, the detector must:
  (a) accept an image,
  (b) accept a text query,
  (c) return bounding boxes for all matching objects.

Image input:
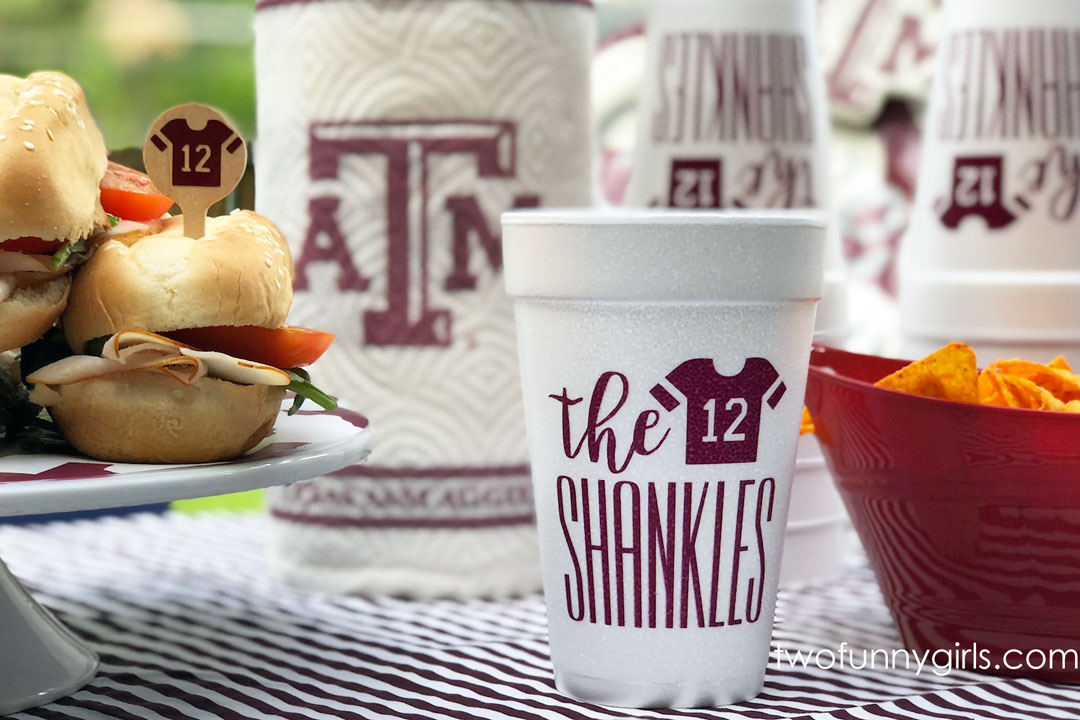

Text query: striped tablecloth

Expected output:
[2,513,1079,720]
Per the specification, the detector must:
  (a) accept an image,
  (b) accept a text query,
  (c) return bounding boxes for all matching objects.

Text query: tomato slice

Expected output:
[162,326,336,368]
[0,237,64,254]
[99,162,174,222]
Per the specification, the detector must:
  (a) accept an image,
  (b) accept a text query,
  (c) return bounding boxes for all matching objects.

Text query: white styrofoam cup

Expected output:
[899,0,1080,363]
[503,209,825,708]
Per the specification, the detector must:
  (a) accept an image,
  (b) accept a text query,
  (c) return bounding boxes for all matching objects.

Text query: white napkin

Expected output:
[254,0,595,597]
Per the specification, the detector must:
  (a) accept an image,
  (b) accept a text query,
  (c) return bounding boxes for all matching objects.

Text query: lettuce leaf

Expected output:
[51,238,87,270]
[286,368,337,415]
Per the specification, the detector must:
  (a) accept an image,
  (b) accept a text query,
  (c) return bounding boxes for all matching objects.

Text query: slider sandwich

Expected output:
[25,210,336,463]
[0,71,175,354]
[0,71,108,352]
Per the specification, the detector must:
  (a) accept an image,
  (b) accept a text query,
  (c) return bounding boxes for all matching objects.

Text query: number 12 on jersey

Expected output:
[702,397,747,443]
[180,144,213,174]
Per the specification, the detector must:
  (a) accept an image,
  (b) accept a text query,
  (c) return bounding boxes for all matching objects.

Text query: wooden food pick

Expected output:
[143,104,247,239]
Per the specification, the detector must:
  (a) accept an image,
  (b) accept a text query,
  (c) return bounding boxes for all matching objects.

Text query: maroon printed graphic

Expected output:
[149,119,242,188]
[651,358,785,466]
[557,475,775,629]
[826,1,936,118]
[669,159,722,208]
[1020,145,1080,222]
[299,121,539,347]
[547,361,789,628]
[661,152,818,210]
[732,150,817,209]
[936,29,1080,145]
[648,31,820,211]
[650,33,813,146]
[929,29,1080,231]
[939,156,1016,230]
[549,372,669,476]
[272,467,535,529]
[298,196,370,292]
[0,461,114,484]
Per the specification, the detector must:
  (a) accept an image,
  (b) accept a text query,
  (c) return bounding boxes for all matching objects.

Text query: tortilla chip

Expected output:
[875,343,979,403]
[1050,356,1073,373]
[978,369,1009,407]
[800,407,815,436]
[985,359,1080,403]
[980,370,1066,411]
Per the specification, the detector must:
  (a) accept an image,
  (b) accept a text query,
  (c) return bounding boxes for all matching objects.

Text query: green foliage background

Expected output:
[0,1,259,513]
[0,0,255,152]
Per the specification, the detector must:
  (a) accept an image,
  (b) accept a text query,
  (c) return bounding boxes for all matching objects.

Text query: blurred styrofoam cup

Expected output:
[619,0,842,278]
[624,0,850,584]
[626,0,830,213]
[899,0,1080,363]
[625,0,846,336]
[503,209,825,708]
[779,434,847,587]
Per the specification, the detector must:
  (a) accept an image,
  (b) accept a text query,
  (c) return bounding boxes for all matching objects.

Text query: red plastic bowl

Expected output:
[806,344,1080,683]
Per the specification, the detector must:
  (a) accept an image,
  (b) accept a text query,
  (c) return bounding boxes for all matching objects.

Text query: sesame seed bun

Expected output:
[0,71,108,243]
[63,210,295,352]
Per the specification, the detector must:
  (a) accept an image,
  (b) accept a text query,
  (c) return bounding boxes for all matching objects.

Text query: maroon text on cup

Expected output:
[935,28,1080,228]
[548,360,786,628]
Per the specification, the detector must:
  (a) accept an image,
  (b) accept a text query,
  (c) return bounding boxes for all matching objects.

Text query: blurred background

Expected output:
[0,0,933,320]
[0,0,938,514]
[0,0,255,149]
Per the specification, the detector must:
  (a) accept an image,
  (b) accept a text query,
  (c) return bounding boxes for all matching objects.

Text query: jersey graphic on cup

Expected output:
[650,358,785,465]
[150,118,243,188]
[669,159,723,208]
[938,155,1016,230]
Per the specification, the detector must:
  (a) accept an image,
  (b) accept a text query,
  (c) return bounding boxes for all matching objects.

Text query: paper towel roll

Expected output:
[254,0,595,597]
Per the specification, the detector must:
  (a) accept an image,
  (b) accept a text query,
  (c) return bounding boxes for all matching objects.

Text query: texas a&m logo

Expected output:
[295,121,539,347]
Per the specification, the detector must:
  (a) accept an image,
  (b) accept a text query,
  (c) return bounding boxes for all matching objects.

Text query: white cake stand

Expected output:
[0,405,372,715]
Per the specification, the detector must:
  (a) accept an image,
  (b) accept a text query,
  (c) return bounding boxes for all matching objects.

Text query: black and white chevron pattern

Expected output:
[3,513,1079,719]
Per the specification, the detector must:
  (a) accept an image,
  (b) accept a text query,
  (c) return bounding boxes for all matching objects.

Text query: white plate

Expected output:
[0,404,372,517]
[0,403,372,716]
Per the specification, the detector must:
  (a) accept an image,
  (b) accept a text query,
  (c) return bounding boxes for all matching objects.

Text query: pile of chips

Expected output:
[875,343,1080,412]
[801,343,1080,436]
